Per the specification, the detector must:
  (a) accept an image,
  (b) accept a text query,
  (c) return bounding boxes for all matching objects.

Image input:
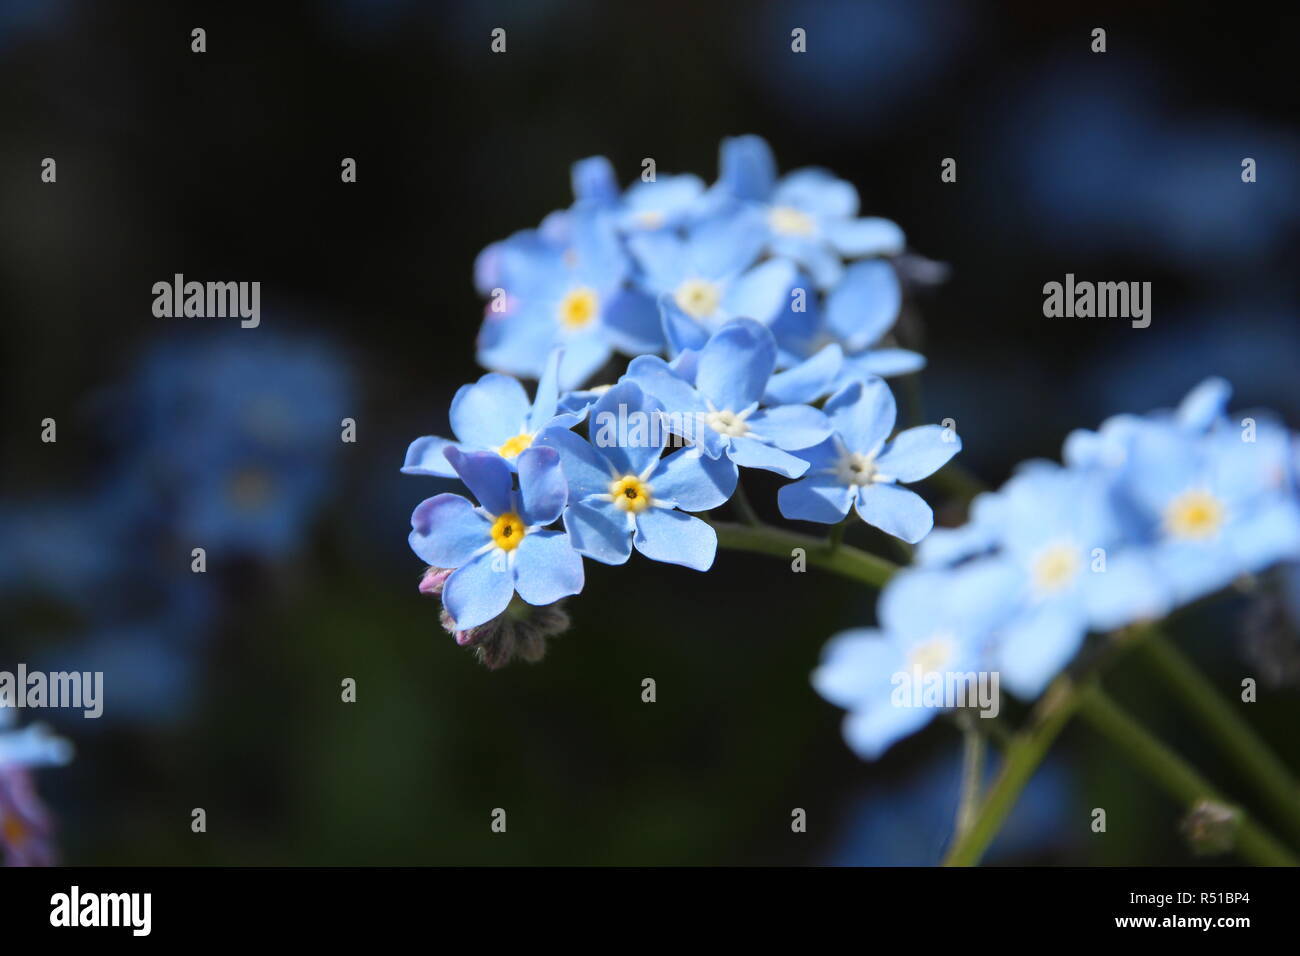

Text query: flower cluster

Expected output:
[815,379,1300,759]
[404,136,957,664]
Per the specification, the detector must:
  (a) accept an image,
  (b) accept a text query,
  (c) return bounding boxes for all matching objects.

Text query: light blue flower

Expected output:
[779,378,959,541]
[988,464,1170,699]
[768,261,925,389]
[813,561,1017,760]
[623,319,831,479]
[714,134,906,289]
[408,446,584,630]
[403,350,582,478]
[627,211,796,334]
[1117,418,1300,605]
[536,381,737,571]
[477,209,662,387]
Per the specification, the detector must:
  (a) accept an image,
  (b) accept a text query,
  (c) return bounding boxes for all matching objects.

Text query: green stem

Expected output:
[1076,683,1298,866]
[1137,631,1300,847]
[955,714,987,840]
[710,520,897,588]
[730,482,760,526]
[942,677,1081,866]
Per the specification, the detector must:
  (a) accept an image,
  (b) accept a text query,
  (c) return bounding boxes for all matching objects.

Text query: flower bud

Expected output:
[1180,799,1240,857]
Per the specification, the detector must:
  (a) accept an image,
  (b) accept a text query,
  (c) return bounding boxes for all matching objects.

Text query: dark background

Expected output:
[1,0,1297,864]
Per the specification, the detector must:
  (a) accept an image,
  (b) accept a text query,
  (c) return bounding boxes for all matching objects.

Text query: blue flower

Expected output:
[623,319,831,479]
[1117,418,1300,605]
[813,561,1017,760]
[988,464,1169,699]
[779,377,959,541]
[476,209,662,387]
[626,211,796,334]
[714,135,906,290]
[408,446,584,630]
[536,381,737,571]
[403,350,582,478]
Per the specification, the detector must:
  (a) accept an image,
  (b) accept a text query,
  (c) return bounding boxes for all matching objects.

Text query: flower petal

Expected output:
[727,436,809,478]
[875,425,962,483]
[408,493,491,567]
[450,373,531,448]
[513,529,585,605]
[517,446,568,526]
[632,508,717,570]
[563,499,632,565]
[650,446,738,511]
[747,404,831,450]
[855,484,934,543]
[444,447,515,516]
[696,319,777,412]
[401,435,459,477]
[826,377,896,454]
[777,472,853,524]
[442,551,515,630]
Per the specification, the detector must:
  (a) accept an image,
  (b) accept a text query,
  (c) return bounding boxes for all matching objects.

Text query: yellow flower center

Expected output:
[497,432,533,459]
[557,287,599,329]
[673,278,722,320]
[490,512,526,551]
[1032,543,1081,594]
[610,475,653,514]
[1164,489,1225,541]
[635,210,666,230]
[768,204,817,237]
[908,635,955,675]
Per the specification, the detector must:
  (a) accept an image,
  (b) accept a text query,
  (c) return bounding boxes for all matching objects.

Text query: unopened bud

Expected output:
[1180,799,1240,856]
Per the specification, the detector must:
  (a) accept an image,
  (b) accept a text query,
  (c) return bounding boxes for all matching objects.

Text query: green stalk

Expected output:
[1137,631,1300,847]
[954,713,987,840]
[1076,683,1298,866]
[710,520,897,588]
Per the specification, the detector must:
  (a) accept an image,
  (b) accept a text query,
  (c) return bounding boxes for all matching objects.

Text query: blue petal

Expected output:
[517,446,568,526]
[408,493,490,567]
[587,380,667,476]
[688,210,766,278]
[997,605,1088,701]
[401,435,458,478]
[450,373,531,447]
[563,499,632,565]
[476,310,554,380]
[778,472,854,524]
[1176,376,1231,431]
[811,629,896,708]
[695,319,776,412]
[825,260,902,352]
[602,288,664,354]
[623,354,708,417]
[444,447,515,517]
[571,155,618,205]
[723,257,797,323]
[727,436,809,478]
[764,344,843,405]
[842,348,926,379]
[659,295,710,358]
[633,508,717,570]
[442,551,515,630]
[718,134,776,202]
[747,404,831,450]
[534,429,614,501]
[855,484,934,543]
[650,446,738,511]
[772,169,858,218]
[627,230,687,291]
[556,332,612,390]
[526,349,564,431]
[842,704,937,762]
[826,377,896,454]
[513,529,585,604]
[875,425,962,483]
[825,217,906,257]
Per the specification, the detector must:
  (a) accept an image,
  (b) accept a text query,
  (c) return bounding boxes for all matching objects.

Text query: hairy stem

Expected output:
[1076,683,1298,866]
[1137,631,1300,847]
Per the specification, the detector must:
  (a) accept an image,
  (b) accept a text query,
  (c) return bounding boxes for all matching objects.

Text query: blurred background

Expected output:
[1,0,1297,864]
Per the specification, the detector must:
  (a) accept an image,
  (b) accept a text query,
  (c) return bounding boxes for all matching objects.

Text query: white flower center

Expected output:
[674,278,722,320]
[706,408,750,438]
[835,451,885,487]
[768,204,817,237]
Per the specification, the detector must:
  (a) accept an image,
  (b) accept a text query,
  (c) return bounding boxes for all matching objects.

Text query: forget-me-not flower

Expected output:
[408,446,584,630]
[403,351,582,478]
[623,319,831,479]
[537,381,736,571]
[779,377,959,542]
